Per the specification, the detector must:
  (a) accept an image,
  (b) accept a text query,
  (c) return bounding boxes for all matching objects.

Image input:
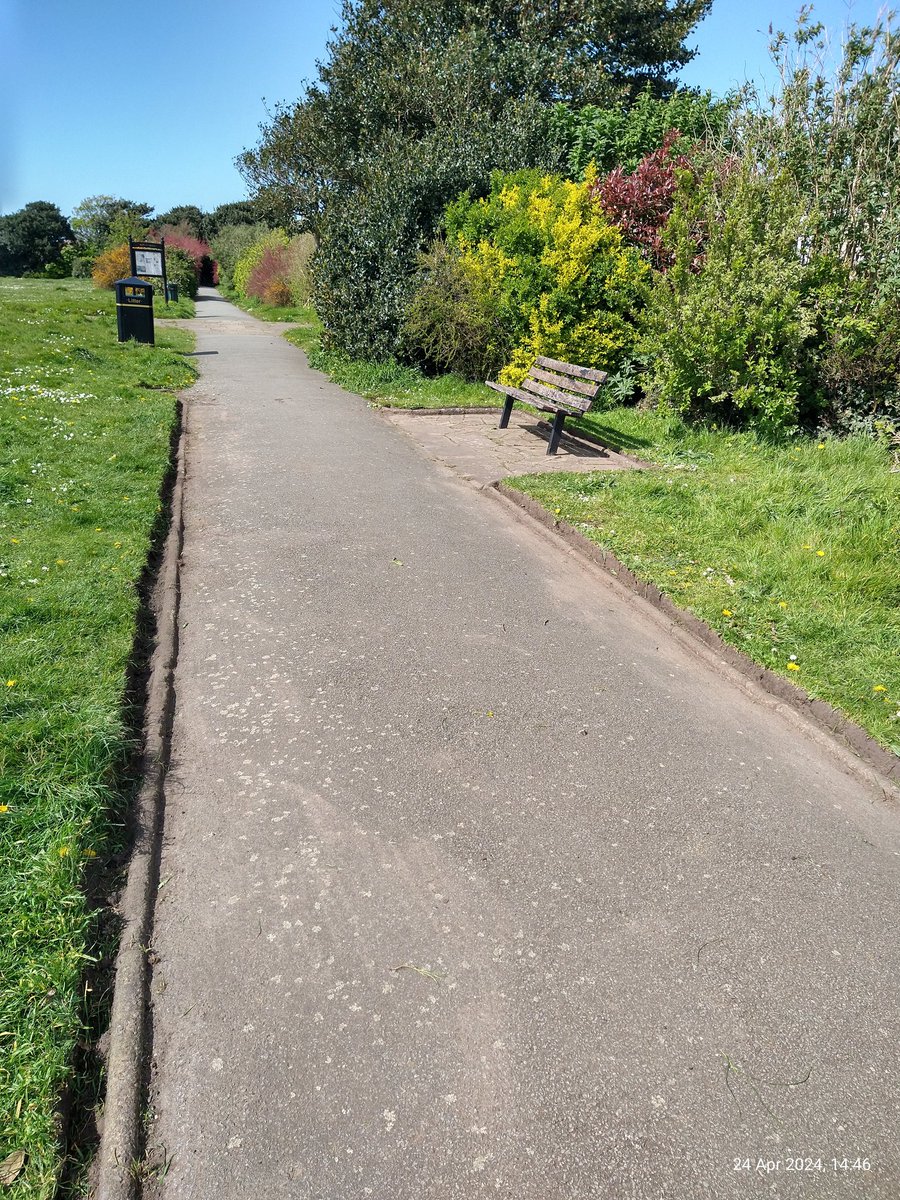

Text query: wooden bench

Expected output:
[486,356,608,455]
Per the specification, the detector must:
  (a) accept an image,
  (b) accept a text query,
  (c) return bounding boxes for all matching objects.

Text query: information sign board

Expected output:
[134,248,164,277]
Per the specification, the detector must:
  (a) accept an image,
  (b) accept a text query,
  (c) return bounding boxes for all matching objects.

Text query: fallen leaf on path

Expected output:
[391,558,403,566]
[0,1150,26,1186]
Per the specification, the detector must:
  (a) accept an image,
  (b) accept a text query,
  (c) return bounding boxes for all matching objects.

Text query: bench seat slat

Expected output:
[521,376,592,413]
[535,355,608,384]
[528,366,599,398]
[486,380,559,413]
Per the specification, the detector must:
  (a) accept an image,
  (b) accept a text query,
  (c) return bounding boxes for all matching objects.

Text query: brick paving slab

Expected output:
[381,407,644,484]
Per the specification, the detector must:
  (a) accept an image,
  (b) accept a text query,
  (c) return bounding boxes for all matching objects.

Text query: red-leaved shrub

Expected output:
[246,244,292,306]
[155,225,211,274]
[590,132,694,269]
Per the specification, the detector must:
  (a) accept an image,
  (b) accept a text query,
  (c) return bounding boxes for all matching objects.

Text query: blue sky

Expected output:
[0,0,888,218]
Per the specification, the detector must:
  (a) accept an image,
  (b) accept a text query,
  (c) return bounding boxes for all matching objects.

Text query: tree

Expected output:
[155,204,208,239]
[69,195,154,254]
[239,0,712,356]
[208,200,264,234]
[0,202,73,275]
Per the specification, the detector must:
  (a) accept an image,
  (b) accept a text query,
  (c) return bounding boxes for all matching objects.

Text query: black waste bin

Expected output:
[166,282,179,303]
[115,276,154,345]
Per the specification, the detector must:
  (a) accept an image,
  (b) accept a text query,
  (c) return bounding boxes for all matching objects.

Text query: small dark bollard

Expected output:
[115,276,155,345]
[165,282,179,303]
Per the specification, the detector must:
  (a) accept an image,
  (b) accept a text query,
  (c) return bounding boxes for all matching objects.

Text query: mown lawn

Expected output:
[513,407,900,753]
[0,278,194,1197]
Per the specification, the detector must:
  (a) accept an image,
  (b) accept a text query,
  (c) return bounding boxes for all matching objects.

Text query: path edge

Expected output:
[93,397,187,1200]
[489,479,900,798]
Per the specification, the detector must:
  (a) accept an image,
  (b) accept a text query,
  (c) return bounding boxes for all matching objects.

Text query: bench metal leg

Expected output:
[547,409,566,455]
[498,395,514,429]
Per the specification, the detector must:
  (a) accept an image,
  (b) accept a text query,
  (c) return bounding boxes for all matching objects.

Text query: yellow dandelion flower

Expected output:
[873,685,887,693]
[778,601,788,609]
[787,663,800,671]
[83,849,98,859]
[5,679,16,687]
[58,846,70,857]
[722,609,733,617]
[0,804,9,813]
[816,550,825,557]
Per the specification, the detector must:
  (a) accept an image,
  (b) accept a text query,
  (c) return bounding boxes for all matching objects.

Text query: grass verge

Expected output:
[153,294,195,320]
[512,406,900,753]
[0,278,195,1198]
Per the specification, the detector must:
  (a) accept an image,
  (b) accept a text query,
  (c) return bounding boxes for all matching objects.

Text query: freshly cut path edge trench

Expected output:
[143,290,900,1199]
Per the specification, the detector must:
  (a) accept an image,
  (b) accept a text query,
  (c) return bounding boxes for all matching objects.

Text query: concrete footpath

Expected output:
[145,290,900,1199]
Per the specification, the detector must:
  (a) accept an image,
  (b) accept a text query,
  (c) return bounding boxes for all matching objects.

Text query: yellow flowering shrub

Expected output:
[91,242,131,290]
[444,169,649,386]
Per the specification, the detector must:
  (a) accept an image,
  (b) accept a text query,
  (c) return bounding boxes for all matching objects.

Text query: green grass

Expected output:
[512,406,900,753]
[220,286,318,326]
[0,278,195,1198]
[288,338,498,408]
[154,294,195,319]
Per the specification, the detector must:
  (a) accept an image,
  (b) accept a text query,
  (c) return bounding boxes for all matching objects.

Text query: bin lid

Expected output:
[116,276,154,288]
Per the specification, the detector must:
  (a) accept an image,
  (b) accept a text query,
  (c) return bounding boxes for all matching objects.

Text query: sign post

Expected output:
[129,237,168,304]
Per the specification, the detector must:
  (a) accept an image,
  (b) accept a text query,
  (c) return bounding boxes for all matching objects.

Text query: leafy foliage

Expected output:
[209,222,270,290]
[639,14,900,436]
[244,236,317,307]
[591,130,695,267]
[402,238,514,379]
[233,229,289,300]
[90,243,131,290]
[0,202,73,275]
[155,204,208,239]
[239,0,711,357]
[442,169,649,384]
[550,86,729,177]
[69,195,154,257]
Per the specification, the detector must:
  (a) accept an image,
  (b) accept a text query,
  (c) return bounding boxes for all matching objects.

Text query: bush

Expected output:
[308,106,560,360]
[91,243,130,289]
[246,244,292,306]
[402,239,514,379]
[245,233,316,306]
[164,247,199,298]
[639,166,819,434]
[591,131,696,268]
[285,233,315,304]
[233,229,289,300]
[550,87,730,177]
[209,222,270,290]
[443,169,650,386]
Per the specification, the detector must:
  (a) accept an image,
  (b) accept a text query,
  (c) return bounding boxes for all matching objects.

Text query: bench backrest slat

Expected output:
[521,375,593,413]
[535,355,608,385]
[529,366,598,398]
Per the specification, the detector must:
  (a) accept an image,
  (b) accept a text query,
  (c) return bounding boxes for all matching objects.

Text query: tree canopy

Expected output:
[0,202,73,275]
[239,0,712,356]
[69,195,155,254]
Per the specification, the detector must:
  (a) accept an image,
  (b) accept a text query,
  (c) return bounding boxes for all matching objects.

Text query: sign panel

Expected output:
[134,248,164,277]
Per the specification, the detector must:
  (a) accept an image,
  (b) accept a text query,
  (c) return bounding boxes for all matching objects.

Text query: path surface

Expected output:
[147,290,900,1199]
[381,408,642,485]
